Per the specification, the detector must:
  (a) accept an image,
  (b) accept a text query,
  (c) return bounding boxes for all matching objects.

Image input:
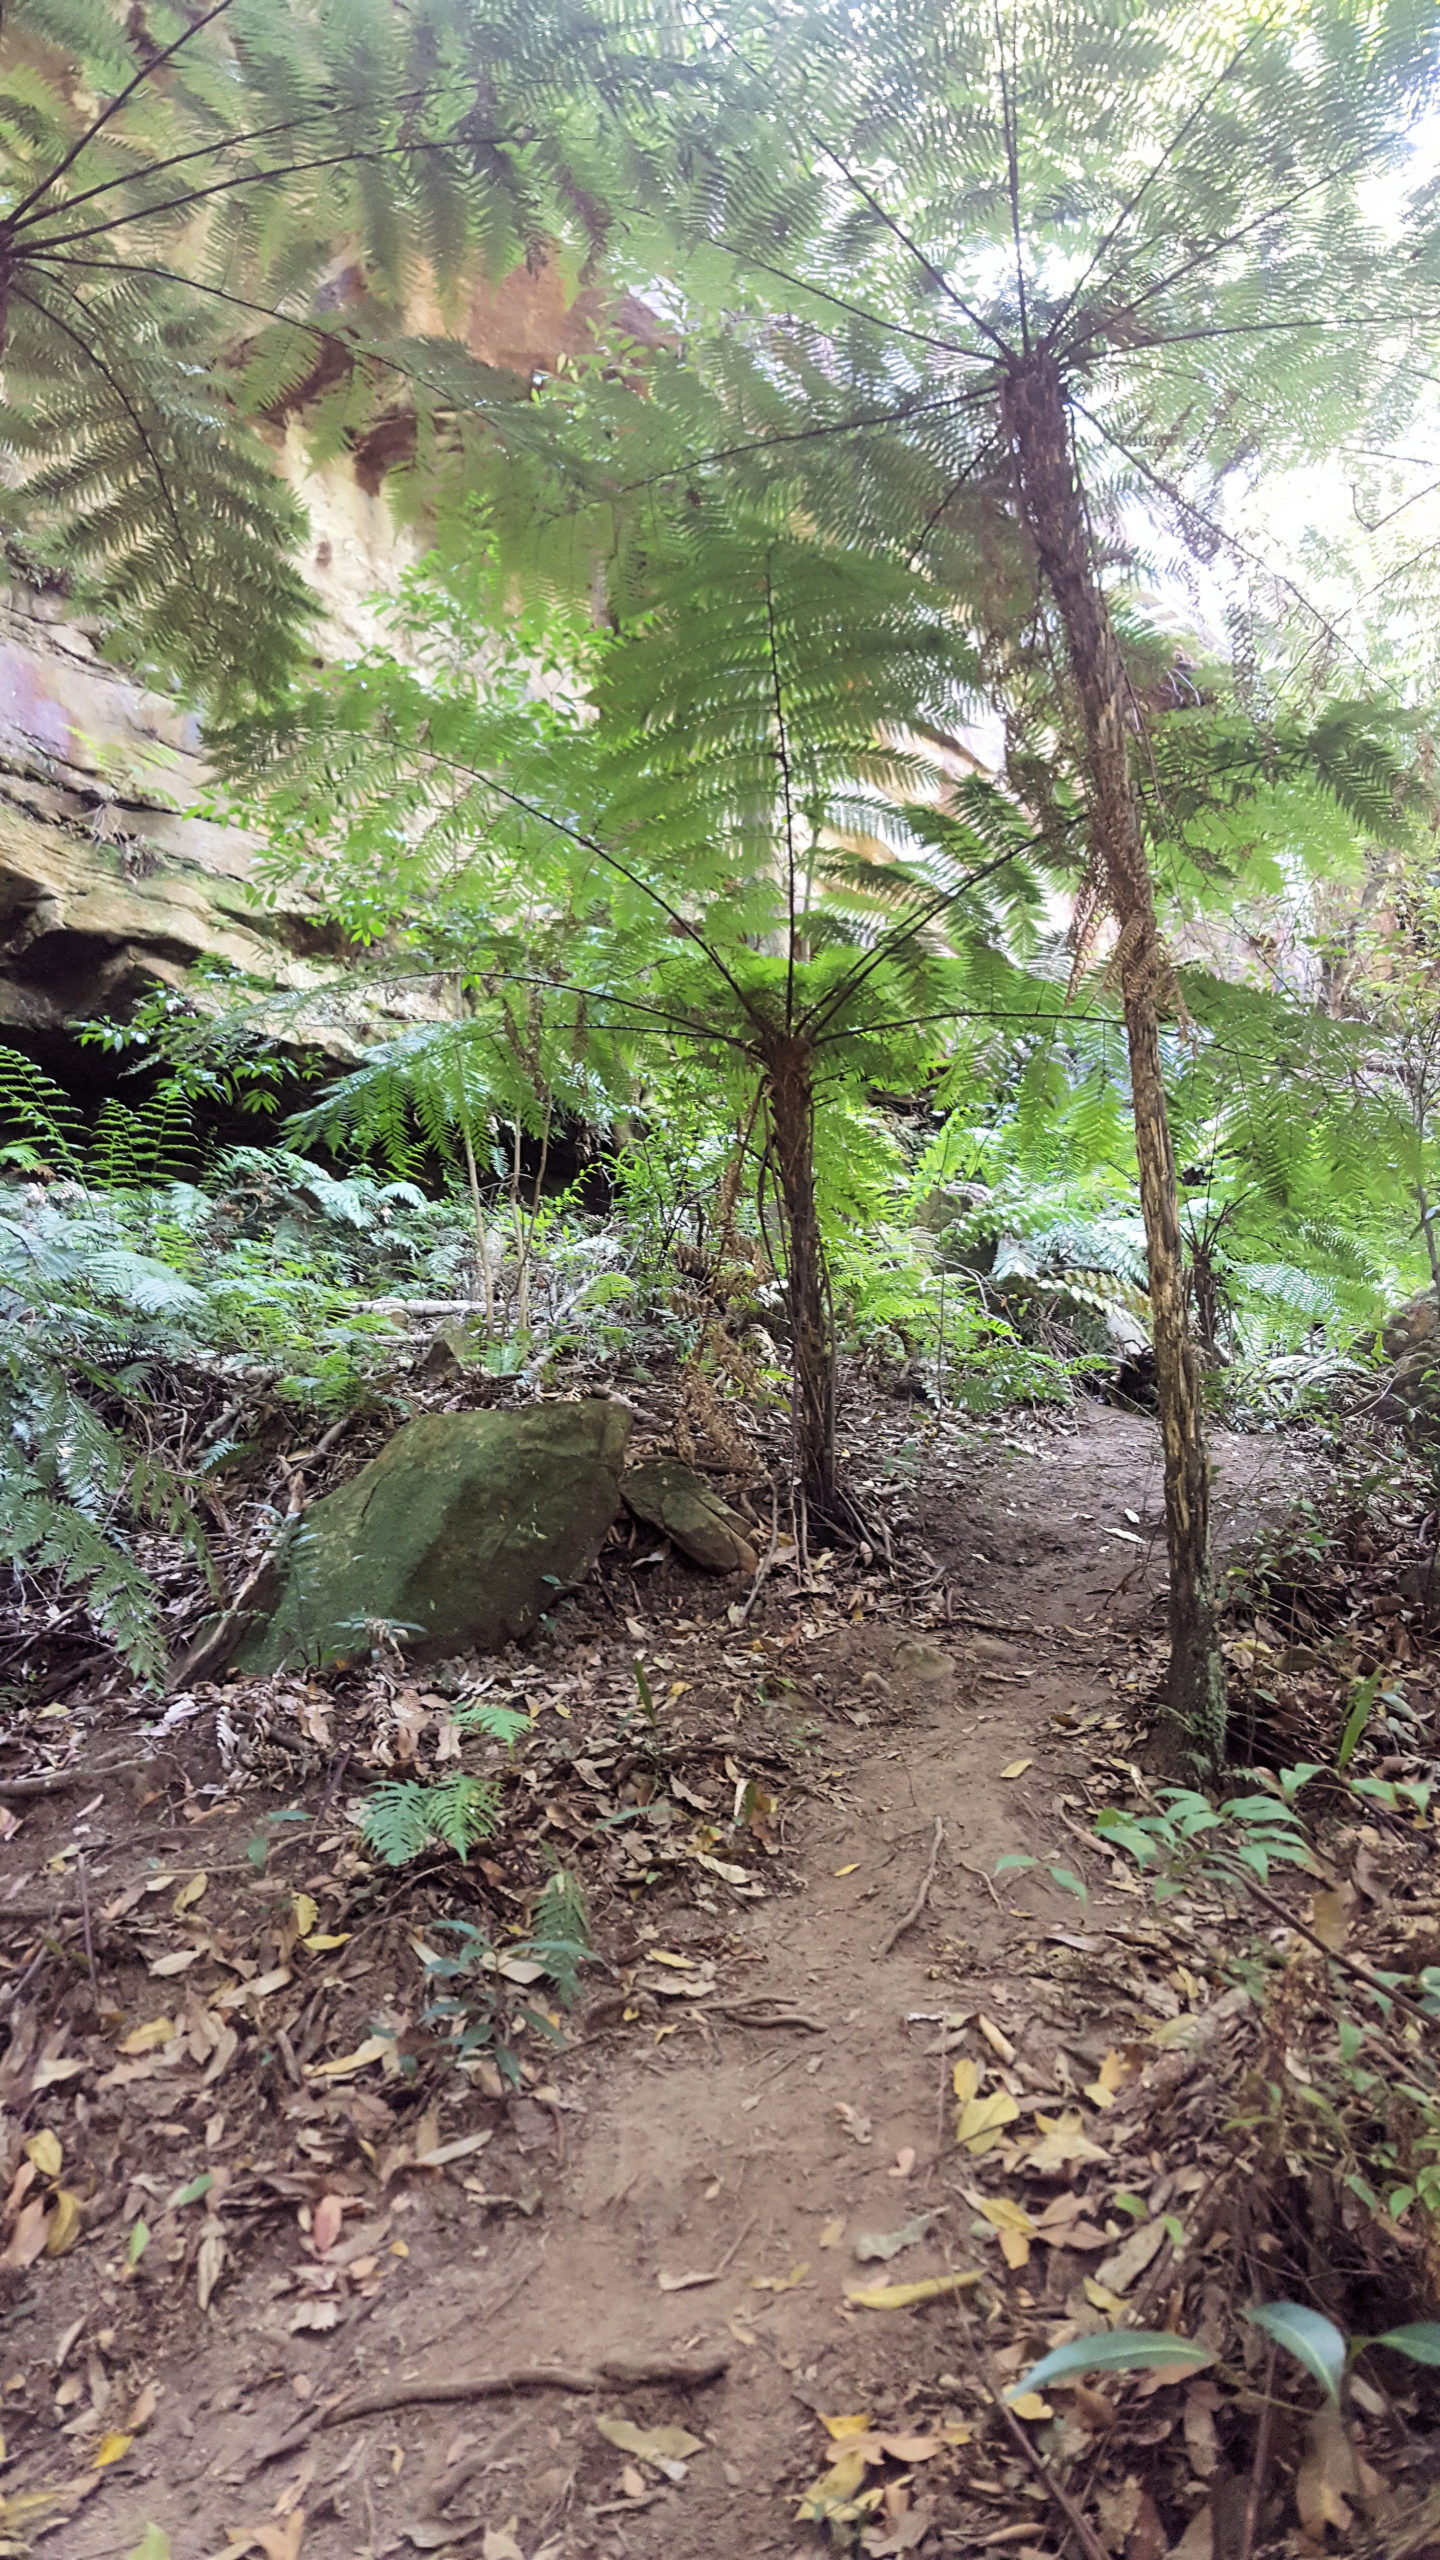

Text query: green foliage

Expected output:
[0,1045,487,1678]
[417,1872,592,2082]
[360,1774,502,1866]
[0,0,627,701]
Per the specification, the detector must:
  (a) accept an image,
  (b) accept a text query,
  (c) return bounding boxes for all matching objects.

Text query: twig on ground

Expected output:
[875,1816,945,1959]
[710,1998,827,2031]
[243,2349,729,2474]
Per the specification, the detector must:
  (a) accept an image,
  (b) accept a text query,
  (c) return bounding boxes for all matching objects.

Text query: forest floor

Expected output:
[0,1398,1368,2560]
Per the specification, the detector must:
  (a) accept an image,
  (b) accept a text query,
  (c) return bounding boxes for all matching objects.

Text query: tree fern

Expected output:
[0,0,636,701]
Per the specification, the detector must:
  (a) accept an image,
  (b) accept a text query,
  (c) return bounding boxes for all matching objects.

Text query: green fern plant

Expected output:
[360,1775,502,1867]
[359,1697,529,1866]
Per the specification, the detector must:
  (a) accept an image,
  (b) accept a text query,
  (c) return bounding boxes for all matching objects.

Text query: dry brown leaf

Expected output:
[1096,2218,1168,2295]
[977,2016,1017,2066]
[196,2221,226,2313]
[1296,2406,1359,2537]
[310,2196,344,2258]
[1083,2048,1130,2109]
[172,1873,207,1916]
[1307,1885,1354,1952]
[1025,2110,1109,2174]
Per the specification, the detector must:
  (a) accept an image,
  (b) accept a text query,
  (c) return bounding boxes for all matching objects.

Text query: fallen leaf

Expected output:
[752,2262,809,2292]
[31,2058,85,2089]
[819,2217,846,2249]
[1001,1760,1033,1781]
[1296,2404,1359,2537]
[289,2302,340,2332]
[977,2016,1017,2066]
[796,2447,871,2522]
[1307,1886,1354,1952]
[119,2018,174,2056]
[977,2195,1037,2268]
[834,1863,860,1877]
[311,2195,344,2257]
[853,2214,935,2264]
[22,2130,61,2181]
[1025,2110,1109,2174]
[1083,2276,1130,2315]
[835,2102,872,2145]
[956,2092,1019,2154]
[124,2532,171,2560]
[889,2147,916,2178]
[93,2430,133,2467]
[301,1932,350,1952]
[1008,2394,1054,2421]
[306,2036,390,2080]
[150,1950,201,1978]
[196,2221,226,2312]
[172,1873,207,1915]
[44,2190,82,2255]
[820,2413,873,2440]
[411,2131,494,2170]
[1083,2048,1130,2108]
[125,2380,159,2432]
[1096,2219,1168,2295]
[481,2530,525,2560]
[594,2415,702,2482]
[291,1893,319,1938]
[844,2272,983,2311]
[952,2056,982,2104]
[645,1950,696,1969]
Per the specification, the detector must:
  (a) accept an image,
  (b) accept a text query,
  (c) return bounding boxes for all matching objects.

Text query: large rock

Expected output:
[622,1457,758,1576]
[233,1401,631,1673]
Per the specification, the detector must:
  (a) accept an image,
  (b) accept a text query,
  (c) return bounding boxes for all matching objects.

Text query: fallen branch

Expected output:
[243,2347,729,2472]
[710,1998,827,2032]
[875,1815,945,1959]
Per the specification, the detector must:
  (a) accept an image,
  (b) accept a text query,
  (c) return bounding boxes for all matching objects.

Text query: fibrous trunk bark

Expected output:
[1002,353,1225,1761]
[766,1041,836,1512]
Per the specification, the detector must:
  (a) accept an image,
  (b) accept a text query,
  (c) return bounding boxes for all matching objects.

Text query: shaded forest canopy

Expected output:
[7,5,1440,2555]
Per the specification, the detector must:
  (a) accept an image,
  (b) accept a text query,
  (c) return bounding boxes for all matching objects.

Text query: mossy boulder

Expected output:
[233,1401,631,1672]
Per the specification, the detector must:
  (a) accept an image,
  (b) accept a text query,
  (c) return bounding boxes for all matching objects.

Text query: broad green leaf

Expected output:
[1007,2331,1211,2400]
[1245,2302,1346,2402]
[1374,2323,1440,2366]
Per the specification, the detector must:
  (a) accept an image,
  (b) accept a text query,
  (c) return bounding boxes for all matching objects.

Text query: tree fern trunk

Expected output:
[1002,353,1225,1762]
[767,1043,836,1512]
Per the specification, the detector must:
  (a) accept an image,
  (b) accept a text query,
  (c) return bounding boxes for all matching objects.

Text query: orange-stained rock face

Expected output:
[0,254,648,1042]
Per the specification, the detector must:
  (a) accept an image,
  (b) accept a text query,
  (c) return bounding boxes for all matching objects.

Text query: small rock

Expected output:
[622,1457,758,1575]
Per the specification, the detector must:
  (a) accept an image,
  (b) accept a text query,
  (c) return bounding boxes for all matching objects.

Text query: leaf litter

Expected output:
[5,1397,1440,2554]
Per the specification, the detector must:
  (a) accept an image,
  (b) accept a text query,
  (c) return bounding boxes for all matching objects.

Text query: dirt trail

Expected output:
[32,1406,1304,2560]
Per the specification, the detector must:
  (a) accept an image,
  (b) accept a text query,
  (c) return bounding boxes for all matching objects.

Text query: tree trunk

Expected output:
[766,1040,836,1512]
[1002,352,1225,1762]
